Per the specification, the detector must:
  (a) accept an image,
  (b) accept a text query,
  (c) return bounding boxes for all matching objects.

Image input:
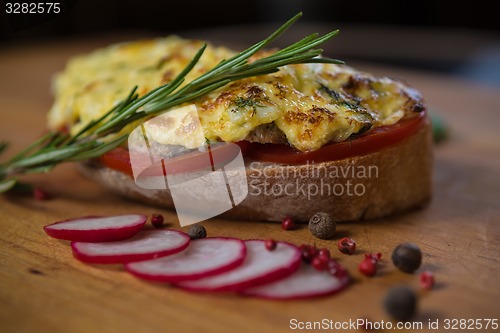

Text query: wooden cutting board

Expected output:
[1,33,499,333]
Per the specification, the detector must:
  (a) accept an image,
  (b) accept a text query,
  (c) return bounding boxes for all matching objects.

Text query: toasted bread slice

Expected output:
[77,120,432,222]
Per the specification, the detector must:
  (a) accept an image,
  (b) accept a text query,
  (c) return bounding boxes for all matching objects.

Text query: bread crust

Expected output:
[78,121,432,222]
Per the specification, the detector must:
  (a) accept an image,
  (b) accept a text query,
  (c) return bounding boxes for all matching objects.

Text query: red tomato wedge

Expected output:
[99,113,426,174]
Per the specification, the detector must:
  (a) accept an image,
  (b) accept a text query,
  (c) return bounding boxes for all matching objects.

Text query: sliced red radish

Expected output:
[126,237,246,283]
[43,214,147,242]
[241,262,350,300]
[71,229,190,264]
[176,239,301,292]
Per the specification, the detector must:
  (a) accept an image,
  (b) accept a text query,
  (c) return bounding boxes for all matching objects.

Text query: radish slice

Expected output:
[241,262,350,300]
[43,214,147,242]
[71,229,190,264]
[176,239,301,292]
[126,237,246,283]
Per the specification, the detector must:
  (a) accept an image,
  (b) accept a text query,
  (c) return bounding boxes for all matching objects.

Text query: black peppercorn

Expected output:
[187,224,207,239]
[308,212,336,240]
[391,243,422,273]
[383,285,417,321]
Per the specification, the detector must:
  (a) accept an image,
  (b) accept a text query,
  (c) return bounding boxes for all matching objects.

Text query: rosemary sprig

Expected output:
[0,12,342,192]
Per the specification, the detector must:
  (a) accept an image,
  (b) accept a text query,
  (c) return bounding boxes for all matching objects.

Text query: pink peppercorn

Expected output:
[33,187,49,200]
[265,239,277,251]
[281,216,296,230]
[420,271,435,290]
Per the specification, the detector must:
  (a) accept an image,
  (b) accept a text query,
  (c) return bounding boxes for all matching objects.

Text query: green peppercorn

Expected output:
[391,243,422,273]
[383,285,418,321]
[187,224,207,239]
[308,212,336,240]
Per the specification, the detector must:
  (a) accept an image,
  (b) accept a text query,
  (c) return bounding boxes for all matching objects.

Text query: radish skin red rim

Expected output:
[176,240,301,292]
[71,229,190,264]
[43,214,147,242]
[126,237,246,283]
[241,262,350,300]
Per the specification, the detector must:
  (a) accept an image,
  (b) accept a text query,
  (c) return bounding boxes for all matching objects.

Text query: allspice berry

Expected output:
[308,212,336,239]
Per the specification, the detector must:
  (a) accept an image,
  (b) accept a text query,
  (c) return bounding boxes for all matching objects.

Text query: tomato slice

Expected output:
[247,112,427,165]
[99,114,426,175]
[100,147,134,177]
[136,143,242,178]
[99,141,252,178]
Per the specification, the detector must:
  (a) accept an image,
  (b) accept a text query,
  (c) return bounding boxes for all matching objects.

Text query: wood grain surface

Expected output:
[1,32,499,333]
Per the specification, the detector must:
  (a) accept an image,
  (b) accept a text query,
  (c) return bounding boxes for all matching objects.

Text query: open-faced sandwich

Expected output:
[46,34,432,222]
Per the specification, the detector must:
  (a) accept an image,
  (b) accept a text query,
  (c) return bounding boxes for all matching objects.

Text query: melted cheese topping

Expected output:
[48,36,424,152]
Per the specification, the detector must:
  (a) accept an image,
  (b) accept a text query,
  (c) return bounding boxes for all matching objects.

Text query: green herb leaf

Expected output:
[430,111,449,144]
[0,141,8,156]
[68,135,128,162]
[0,178,17,193]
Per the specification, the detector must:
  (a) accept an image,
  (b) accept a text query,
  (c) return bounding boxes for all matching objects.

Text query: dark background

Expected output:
[1,0,499,85]
[1,0,498,43]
